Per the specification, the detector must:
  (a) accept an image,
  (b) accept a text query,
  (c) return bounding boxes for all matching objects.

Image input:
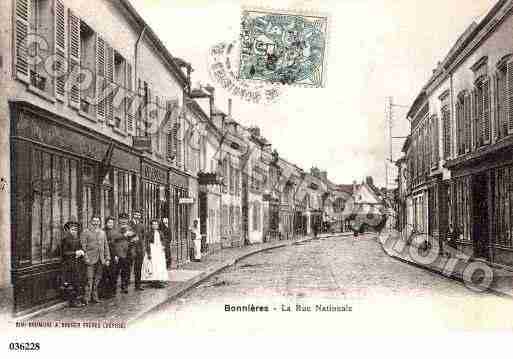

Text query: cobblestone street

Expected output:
[136,234,513,333]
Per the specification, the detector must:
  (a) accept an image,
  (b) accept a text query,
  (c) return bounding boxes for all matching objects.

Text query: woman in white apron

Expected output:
[142,219,169,288]
[191,219,201,262]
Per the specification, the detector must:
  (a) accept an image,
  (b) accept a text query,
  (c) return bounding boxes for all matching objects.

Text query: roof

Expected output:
[118,0,188,86]
[336,184,354,194]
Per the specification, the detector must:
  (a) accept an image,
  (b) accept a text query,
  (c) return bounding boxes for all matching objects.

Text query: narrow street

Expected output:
[136,234,513,333]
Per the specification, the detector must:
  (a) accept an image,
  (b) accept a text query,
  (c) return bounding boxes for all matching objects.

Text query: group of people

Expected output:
[61,211,202,308]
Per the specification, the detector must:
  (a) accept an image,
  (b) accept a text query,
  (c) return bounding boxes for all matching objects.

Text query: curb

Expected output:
[375,233,513,300]
[128,236,314,324]
[129,233,346,324]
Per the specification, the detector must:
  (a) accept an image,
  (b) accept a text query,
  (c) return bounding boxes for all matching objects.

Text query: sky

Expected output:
[129,0,496,188]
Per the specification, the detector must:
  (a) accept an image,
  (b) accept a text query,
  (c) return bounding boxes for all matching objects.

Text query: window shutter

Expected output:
[68,9,81,108]
[96,36,106,122]
[54,0,67,99]
[443,109,450,159]
[126,62,134,134]
[173,121,179,165]
[167,130,173,159]
[482,77,491,144]
[464,93,471,152]
[433,115,439,166]
[105,43,114,125]
[471,89,477,150]
[508,61,513,134]
[492,73,499,140]
[14,0,30,83]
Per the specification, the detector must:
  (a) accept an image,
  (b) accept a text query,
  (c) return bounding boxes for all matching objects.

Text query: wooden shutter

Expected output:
[96,36,106,122]
[432,115,439,166]
[482,77,491,144]
[464,93,471,152]
[15,0,31,83]
[172,121,179,165]
[105,43,114,125]
[471,89,477,150]
[443,109,450,159]
[68,9,81,108]
[492,73,499,141]
[54,0,67,100]
[508,61,513,134]
[126,62,134,134]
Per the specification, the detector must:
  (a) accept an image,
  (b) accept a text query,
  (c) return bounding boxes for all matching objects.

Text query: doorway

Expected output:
[472,173,490,260]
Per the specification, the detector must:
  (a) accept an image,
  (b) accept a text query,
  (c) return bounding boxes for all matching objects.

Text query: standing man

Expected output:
[129,211,147,291]
[160,217,171,269]
[112,214,131,294]
[80,216,110,305]
[103,217,124,297]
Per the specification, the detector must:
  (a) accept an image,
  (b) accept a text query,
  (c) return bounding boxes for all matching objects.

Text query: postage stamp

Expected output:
[239,8,328,87]
[208,39,283,104]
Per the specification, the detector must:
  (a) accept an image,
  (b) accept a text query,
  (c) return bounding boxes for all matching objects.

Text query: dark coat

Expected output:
[105,228,129,259]
[62,232,86,286]
[127,221,150,258]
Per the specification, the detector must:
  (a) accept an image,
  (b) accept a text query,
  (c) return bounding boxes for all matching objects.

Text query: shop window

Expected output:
[30,150,79,264]
[493,166,513,248]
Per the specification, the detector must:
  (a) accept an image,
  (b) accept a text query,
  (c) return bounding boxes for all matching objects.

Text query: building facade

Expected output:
[399,0,513,265]
[2,0,196,315]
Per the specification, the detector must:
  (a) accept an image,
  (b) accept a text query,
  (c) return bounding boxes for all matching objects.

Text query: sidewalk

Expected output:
[377,230,513,298]
[23,232,344,324]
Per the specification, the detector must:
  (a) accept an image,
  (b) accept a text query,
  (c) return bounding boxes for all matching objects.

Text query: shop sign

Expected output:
[142,162,167,183]
[179,197,194,204]
[133,136,152,151]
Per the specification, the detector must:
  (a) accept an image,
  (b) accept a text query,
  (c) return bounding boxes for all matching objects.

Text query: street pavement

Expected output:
[136,234,513,333]
[25,233,513,333]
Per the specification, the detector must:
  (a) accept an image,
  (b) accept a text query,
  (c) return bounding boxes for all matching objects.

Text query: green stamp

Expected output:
[239,9,328,87]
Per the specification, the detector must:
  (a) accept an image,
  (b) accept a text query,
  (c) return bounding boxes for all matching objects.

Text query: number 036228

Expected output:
[8,342,40,351]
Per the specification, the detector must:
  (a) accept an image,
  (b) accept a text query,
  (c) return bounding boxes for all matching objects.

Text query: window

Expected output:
[79,21,95,115]
[456,94,465,155]
[496,58,513,138]
[493,166,513,248]
[116,170,133,216]
[451,177,471,243]
[114,51,126,129]
[252,201,260,231]
[473,77,491,147]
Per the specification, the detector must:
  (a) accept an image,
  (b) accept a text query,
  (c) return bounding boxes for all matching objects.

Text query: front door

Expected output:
[472,173,490,260]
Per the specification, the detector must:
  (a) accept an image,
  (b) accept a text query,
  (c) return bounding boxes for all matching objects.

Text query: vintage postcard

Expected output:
[1,0,513,356]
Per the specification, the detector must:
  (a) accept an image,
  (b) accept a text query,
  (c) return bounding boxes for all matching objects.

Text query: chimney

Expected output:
[204,84,215,119]
[366,176,374,187]
[352,180,357,194]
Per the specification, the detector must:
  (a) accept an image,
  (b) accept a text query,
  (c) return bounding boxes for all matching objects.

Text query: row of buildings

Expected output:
[395,0,513,268]
[0,0,389,316]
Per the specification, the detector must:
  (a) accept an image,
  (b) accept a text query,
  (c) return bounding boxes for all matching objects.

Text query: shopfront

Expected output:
[140,160,168,226]
[10,102,140,314]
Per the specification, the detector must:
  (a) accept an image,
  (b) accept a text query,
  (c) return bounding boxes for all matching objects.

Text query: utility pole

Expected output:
[385,97,409,229]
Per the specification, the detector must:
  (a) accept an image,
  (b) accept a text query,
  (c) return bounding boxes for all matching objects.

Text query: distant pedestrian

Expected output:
[61,219,86,307]
[80,216,111,305]
[445,223,459,256]
[190,219,202,262]
[142,219,169,288]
